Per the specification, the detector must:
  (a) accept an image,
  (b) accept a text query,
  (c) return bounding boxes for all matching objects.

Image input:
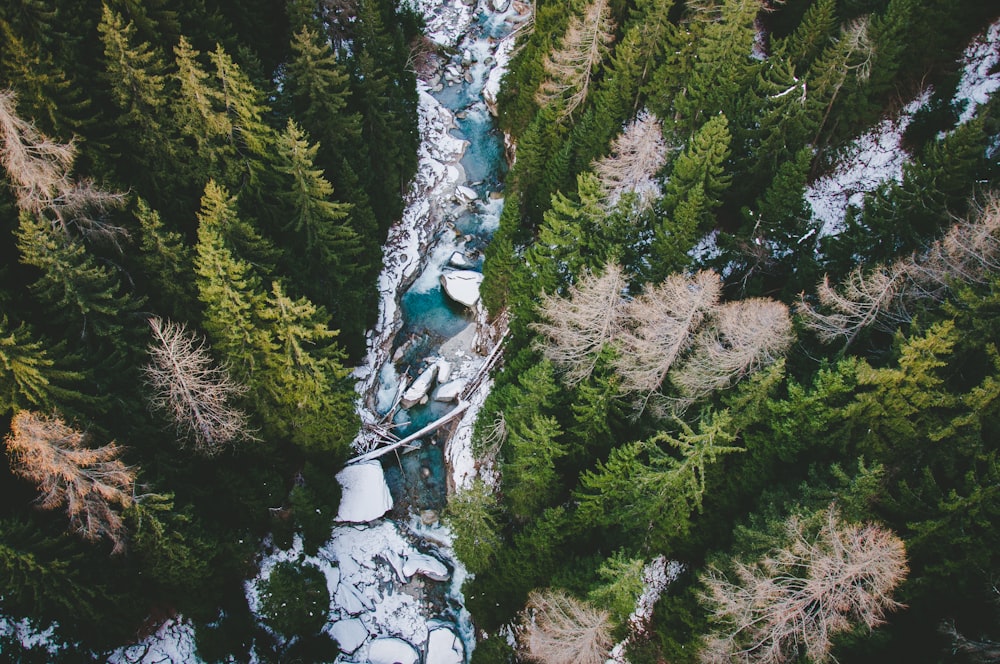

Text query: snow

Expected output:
[335,462,394,523]
[330,619,369,654]
[441,270,484,307]
[804,90,931,238]
[434,378,468,402]
[402,551,451,581]
[0,615,74,658]
[606,557,685,664]
[368,637,421,664]
[457,184,479,201]
[954,18,1000,125]
[447,376,493,490]
[106,618,202,664]
[427,626,466,664]
[405,0,476,47]
[402,362,441,408]
[449,250,470,267]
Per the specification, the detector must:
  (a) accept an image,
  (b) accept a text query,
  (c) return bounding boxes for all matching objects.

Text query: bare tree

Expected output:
[143,317,253,456]
[800,193,1000,345]
[535,0,616,120]
[700,506,908,664]
[0,89,126,242]
[520,588,614,664]
[614,270,721,403]
[592,110,669,211]
[531,263,628,386]
[4,410,135,554]
[798,264,909,344]
[673,299,794,403]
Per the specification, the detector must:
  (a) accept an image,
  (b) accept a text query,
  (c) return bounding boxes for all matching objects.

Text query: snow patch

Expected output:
[336,462,394,523]
[954,18,1000,125]
[106,618,202,664]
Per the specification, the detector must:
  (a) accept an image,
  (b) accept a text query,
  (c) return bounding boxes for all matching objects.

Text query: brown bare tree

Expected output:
[531,263,628,386]
[798,264,909,345]
[700,506,908,664]
[614,270,721,403]
[143,317,253,456]
[673,299,794,403]
[520,588,614,664]
[4,410,135,554]
[592,110,669,211]
[535,0,616,120]
[0,89,126,242]
[800,193,1000,345]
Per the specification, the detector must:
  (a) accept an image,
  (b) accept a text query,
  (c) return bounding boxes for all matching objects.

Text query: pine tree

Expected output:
[0,316,83,414]
[663,114,732,221]
[576,411,739,548]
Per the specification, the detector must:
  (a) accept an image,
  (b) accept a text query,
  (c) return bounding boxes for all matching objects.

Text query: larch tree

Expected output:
[535,0,616,121]
[613,270,721,404]
[143,316,252,456]
[798,265,909,345]
[0,89,126,242]
[531,262,627,386]
[591,110,668,211]
[520,588,614,664]
[700,506,908,664]
[4,410,136,554]
[672,298,794,403]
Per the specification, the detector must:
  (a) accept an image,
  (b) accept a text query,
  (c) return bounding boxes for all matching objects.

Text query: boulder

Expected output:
[367,637,420,664]
[448,251,470,268]
[402,551,450,582]
[401,363,440,408]
[434,379,467,403]
[436,359,452,384]
[426,627,465,664]
[329,619,368,655]
[440,270,483,308]
[456,184,478,202]
[335,462,393,523]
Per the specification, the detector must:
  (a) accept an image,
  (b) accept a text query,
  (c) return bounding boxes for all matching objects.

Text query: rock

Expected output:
[440,270,483,308]
[464,70,474,84]
[335,461,393,523]
[420,509,439,525]
[434,379,467,402]
[426,627,465,664]
[489,190,504,200]
[401,363,440,408]
[456,184,477,202]
[448,251,470,268]
[492,0,512,11]
[402,552,450,581]
[367,637,420,664]
[462,49,472,65]
[329,619,368,655]
[436,359,452,384]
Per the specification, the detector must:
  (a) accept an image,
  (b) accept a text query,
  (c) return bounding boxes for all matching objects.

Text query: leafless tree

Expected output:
[520,588,614,664]
[531,263,628,386]
[798,264,909,345]
[0,89,127,243]
[4,410,135,554]
[673,299,794,403]
[592,110,669,211]
[535,0,616,120]
[143,317,253,456]
[614,270,721,404]
[700,506,908,664]
[801,193,1000,345]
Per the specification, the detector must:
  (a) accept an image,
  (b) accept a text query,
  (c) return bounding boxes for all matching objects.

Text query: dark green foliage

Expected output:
[258,561,330,638]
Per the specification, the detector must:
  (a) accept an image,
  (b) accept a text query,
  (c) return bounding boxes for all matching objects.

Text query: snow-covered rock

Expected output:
[441,270,483,307]
[367,637,421,664]
[434,379,467,403]
[436,358,452,384]
[106,619,201,664]
[448,251,470,268]
[403,552,451,581]
[492,0,511,12]
[456,184,478,202]
[330,619,369,654]
[335,462,393,523]
[426,627,465,664]
[402,363,440,408]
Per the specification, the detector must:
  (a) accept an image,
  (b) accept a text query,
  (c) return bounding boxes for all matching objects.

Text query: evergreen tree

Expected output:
[133,197,196,320]
[0,316,83,414]
[662,114,732,225]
